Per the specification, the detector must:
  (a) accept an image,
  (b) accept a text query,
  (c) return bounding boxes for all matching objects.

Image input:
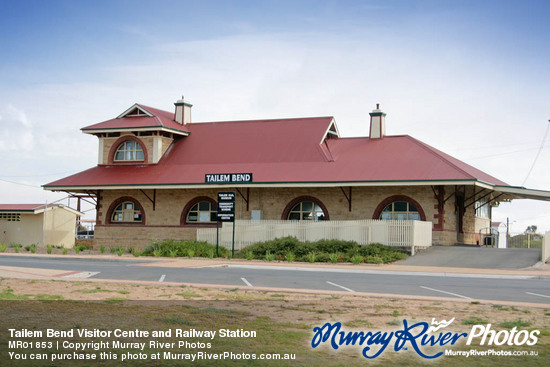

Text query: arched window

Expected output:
[114,140,145,161]
[282,196,329,221]
[373,195,426,221]
[380,201,420,220]
[181,197,218,226]
[187,201,216,223]
[108,199,144,224]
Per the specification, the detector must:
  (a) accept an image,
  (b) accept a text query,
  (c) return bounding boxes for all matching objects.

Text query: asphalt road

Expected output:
[398,246,542,269]
[0,256,549,305]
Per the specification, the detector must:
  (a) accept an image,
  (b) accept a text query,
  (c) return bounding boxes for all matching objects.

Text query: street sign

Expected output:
[217,191,235,222]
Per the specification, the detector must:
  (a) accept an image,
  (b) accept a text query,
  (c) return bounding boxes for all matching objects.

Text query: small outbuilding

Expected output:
[0,204,82,248]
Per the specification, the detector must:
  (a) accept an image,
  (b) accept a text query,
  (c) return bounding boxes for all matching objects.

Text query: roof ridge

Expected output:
[191,116,334,125]
[404,135,476,180]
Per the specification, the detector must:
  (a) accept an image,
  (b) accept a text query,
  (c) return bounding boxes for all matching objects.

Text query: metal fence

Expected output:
[507,233,544,249]
[197,219,432,254]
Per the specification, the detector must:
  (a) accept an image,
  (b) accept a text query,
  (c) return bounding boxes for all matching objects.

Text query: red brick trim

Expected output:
[372,195,426,221]
[105,196,146,225]
[107,136,148,164]
[281,196,330,221]
[180,196,219,227]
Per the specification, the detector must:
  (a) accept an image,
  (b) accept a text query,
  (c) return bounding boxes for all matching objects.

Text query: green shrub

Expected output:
[239,238,408,264]
[62,248,68,255]
[315,252,331,263]
[133,250,142,257]
[328,253,343,263]
[240,236,301,258]
[265,251,276,261]
[46,245,53,254]
[350,254,363,264]
[110,247,117,254]
[75,245,88,253]
[285,251,295,262]
[100,245,106,254]
[358,243,407,263]
[142,239,227,258]
[128,247,135,254]
[117,248,124,256]
[0,244,7,252]
[187,249,195,258]
[316,239,358,254]
[305,252,317,263]
[23,244,37,253]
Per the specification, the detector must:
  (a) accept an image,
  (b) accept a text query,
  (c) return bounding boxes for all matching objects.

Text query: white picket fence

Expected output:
[197,219,432,254]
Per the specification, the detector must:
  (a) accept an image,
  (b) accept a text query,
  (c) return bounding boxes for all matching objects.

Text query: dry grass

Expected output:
[0,278,548,366]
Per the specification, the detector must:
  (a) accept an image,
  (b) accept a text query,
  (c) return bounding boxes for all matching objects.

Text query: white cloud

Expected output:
[0,31,548,230]
[0,104,33,151]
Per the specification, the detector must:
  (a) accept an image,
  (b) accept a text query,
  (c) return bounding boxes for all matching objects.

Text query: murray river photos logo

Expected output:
[311,318,540,359]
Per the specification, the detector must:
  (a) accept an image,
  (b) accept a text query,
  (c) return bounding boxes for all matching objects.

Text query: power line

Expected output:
[0,170,79,178]
[464,144,550,161]
[522,120,550,186]
[0,178,42,188]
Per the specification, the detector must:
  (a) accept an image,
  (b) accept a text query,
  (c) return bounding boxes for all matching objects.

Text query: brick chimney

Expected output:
[174,97,192,125]
[369,103,386,139]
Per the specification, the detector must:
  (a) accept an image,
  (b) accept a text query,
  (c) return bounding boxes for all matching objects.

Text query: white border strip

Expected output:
[63,271,100,279]
[327,281,355,293]
[159,274,166,282]
[241,277,253,287]
[420,286,472,300]
[525,292,550,299]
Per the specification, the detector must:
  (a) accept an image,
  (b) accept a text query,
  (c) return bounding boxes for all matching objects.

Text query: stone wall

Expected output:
[94,185,485,248]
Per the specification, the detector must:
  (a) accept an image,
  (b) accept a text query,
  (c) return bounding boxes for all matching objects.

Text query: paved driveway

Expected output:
[398,246,541,269]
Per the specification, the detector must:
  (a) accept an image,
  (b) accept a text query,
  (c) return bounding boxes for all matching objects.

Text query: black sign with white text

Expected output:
[217,192,236,222]
[205,173,253,184]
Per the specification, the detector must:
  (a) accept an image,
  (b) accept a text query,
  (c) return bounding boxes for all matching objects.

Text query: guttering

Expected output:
[82,126,190,136]
[44,179,485,191]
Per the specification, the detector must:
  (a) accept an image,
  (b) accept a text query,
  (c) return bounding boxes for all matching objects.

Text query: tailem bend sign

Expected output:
[205,173,253,184]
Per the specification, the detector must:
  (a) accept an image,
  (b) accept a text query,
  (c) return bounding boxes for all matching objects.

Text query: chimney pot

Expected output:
[174,97,192,124]
[369,104,386,139]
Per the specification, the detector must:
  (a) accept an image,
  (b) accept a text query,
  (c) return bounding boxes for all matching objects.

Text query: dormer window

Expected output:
[114,141,145,161]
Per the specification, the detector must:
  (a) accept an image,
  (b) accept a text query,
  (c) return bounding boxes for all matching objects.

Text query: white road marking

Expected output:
[525,292,550,299]
[420,286,472,300]
[241,277,253,287]
[227,265,536,279]
[63,271,100,278]
[326,281,355,293]
[159,274,166,282]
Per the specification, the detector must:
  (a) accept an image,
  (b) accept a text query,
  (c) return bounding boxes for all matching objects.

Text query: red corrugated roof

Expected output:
[82,104,190,133]
[46,105,509,189]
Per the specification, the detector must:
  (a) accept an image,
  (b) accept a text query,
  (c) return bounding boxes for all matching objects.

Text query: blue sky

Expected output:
[1,0,549,233]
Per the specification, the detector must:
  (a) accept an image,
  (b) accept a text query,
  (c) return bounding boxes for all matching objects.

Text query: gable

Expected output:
[116,104,154,118]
